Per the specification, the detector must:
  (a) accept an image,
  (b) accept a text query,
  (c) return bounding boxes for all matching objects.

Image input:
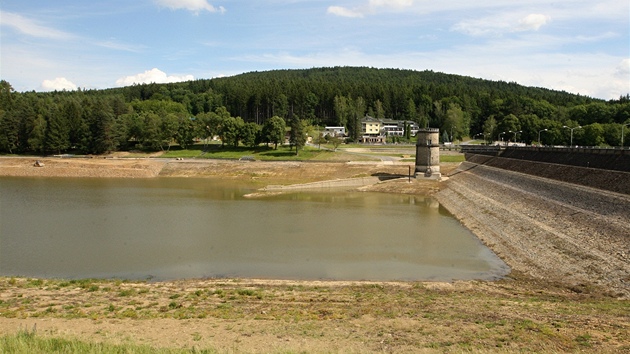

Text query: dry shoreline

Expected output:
[1,156,629,352]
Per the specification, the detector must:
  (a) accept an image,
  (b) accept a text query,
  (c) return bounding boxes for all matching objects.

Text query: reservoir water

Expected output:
[0,177,508,281]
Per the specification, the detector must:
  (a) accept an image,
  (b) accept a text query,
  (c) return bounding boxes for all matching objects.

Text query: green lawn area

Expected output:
[440,154,465,163]
[151,142,464,163]
[161,144,343,161]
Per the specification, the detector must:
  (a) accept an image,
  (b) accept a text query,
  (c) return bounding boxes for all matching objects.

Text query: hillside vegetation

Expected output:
[1,67,629,156]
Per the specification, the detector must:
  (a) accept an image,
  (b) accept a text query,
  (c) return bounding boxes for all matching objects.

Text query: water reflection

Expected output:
[0,177,508,281]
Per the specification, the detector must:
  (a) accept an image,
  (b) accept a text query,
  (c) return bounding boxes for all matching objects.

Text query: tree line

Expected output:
[1,67,629,155]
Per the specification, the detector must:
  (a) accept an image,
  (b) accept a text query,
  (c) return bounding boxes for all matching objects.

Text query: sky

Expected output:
[1,0,628,100]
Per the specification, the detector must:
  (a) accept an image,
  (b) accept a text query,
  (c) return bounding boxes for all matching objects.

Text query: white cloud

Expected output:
[327,6,364,18]
[517,14,550,31]
[41,78,77,91]
[453,13,551,36]
[328,0,413,18]
[615,59,630,79]
[115,68,194,86]
[369,0,414,9]
[154,0,225,14]
[0,11,74,40]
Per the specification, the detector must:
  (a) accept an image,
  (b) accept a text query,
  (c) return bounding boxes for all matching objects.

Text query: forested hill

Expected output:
[112,66,606,124]
[1,67,629,155]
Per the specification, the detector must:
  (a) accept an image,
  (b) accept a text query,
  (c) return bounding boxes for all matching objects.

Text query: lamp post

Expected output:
[498,131,506,146]
[508,130,522,146]
[622,123,630,147]
[538,129,548,146]
[563,125,581,147]
[450,125,456,143]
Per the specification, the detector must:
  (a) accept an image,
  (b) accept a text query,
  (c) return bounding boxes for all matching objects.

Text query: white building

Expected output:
[323,126,346,137]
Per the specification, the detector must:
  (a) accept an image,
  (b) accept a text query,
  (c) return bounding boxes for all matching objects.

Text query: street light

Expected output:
[622,123,630,147]
[538,129,548,146]
[563,125,582,147]
[508,130,522,146]
[498,131,506,146]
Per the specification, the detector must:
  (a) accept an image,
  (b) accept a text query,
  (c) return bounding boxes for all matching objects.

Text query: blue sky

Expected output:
[1,0,628,99]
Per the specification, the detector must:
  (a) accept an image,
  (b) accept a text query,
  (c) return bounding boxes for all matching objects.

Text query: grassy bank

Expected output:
[0,276,627,353]
[157,143,465,163]
[1,329,203,354]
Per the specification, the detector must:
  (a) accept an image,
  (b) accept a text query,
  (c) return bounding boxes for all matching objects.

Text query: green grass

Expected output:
[161,144,341,161]
[0,329,217,353]
[440,154,465,163]
[127,141,467,163]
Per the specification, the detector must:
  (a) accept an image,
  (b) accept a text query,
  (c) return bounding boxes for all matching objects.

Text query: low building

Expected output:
[361,116,383,136]
[381,119,420,137]
[323,126,346,137]
[360,116,420,143]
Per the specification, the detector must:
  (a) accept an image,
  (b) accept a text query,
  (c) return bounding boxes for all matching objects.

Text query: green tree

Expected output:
[348,96,365,141]
[142,112,163,150]
[28,115,47,153]
[92,108,117,154]
[273,93,288,118]
[262,116,286,149]
[0,107,20,153]
[0,80,15,111]
[373,99,385,119]
[222,116,245,147]
[405,98,417,122]
[445,103,465,142]
[241,122,261,148]
[176,116,196,149]
[161,113,179,151]
[482,116,497,144]
[303,92,319,121]
[289,115,307,155]
[62,98,86,150]
[581,123,604,146]
[602,123,621,146]
[44,106,70,154]
[498,114,520,142]
[333,95,350,127]
[314,132,326,149]
[329,135,342,151]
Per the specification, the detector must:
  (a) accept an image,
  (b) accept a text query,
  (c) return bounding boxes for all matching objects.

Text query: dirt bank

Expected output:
[0,157,165,178]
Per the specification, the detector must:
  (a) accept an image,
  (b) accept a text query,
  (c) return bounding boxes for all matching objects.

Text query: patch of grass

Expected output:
[26,279,44,288]
[161,144,361,161]
[440,154,465,163]
[575,333,593,347]
[236,288,262,299]
[0,330,214,353]
[118,289,136,297]
[2,276,628,352]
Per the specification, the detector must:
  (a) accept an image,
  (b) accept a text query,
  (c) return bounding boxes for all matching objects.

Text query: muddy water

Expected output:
[0,177,508,281]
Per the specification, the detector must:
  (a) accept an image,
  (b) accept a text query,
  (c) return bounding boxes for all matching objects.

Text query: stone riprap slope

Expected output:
[465,154,630,195]
[436,163,630,298]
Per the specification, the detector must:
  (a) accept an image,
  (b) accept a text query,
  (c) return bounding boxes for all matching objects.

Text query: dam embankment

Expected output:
[461,146,630,194]
[435,150,630,297]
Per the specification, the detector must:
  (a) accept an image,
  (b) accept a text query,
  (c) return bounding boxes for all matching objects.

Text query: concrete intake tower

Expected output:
[415,128,441,179]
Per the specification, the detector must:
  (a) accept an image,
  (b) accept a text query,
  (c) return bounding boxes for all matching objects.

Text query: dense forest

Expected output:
[1,67,629,155]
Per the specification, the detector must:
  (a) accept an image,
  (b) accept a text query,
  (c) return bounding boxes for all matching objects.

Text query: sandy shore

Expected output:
[0,157,166,178]
[1,156,628,352]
